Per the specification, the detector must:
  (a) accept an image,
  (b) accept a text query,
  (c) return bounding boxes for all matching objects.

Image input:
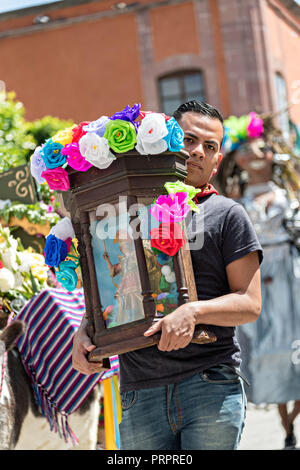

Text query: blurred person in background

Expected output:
[218,112,300,449]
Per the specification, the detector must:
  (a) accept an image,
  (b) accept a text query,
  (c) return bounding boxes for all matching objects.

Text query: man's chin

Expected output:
[185,176,206,189]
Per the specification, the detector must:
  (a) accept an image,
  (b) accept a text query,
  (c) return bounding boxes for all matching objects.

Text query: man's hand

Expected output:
[72,327,104,375]
[143,305,196,352]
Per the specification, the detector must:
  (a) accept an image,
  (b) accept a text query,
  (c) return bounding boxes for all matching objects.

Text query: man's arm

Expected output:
[144,251,261,352]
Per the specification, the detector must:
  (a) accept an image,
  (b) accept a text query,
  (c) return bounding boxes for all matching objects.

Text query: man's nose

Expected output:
[190,143,205,159]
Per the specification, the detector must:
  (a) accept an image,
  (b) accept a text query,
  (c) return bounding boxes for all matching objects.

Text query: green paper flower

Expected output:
[164,181,200,214]
[224,115,250,143]
[104,119,137,153]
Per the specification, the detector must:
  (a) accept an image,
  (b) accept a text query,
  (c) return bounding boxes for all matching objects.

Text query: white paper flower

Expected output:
[138,113,168,143]
[79,133,116,169]
[165,272,176,283]
[161,265,171,276]
[49,216,75,241]
[135,113,168,155]
[135,134,168,155]
[0,267,15,292]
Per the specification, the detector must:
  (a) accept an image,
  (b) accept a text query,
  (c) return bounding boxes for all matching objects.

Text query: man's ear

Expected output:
[213,153,223,175]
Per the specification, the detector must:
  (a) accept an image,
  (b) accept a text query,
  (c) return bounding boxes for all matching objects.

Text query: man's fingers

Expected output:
[144,319,162,336]
[83,341,96,353]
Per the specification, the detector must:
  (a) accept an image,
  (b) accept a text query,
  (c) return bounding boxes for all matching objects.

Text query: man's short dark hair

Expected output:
[173,100,224,145]
[173,100,224,124]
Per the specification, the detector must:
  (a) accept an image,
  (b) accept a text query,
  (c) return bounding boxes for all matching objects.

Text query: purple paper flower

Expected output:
[30,146,47,184]
[149,192,191,223]
[110,104,141,131]
[83,116,109,138]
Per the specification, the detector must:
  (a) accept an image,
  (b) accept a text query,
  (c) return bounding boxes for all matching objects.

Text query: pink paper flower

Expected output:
[247,112,264,138]
[64,237,72,252]
[61,143,92,172]
[149,192,190,223]
[41,167,70,191]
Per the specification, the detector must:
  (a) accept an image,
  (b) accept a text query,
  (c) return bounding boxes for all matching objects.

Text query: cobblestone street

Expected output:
[239,403,300,450]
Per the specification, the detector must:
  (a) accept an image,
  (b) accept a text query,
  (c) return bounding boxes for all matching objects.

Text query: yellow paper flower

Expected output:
[52,126,75,146]
[29,252,46,266]
[31,264,48,282]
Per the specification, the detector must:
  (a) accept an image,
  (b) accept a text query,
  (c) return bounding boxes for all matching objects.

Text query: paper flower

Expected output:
[56,260,78,291]
[247,112,264,138]
[40,139,66,169]
[0,267,15,292]
[110,104,141,131]
[135,113,168,155]
[150,222,186,256]
[31,264,49,282]
[44,234,69,267]
[164,181,200,214]
[41,167,70,191]
[61,142,92,172]
[83,116,109,137]
[135,134,168,155]
[150,192,190,223]
[79,133,116,169]
[49,216,75,241]
[104,119,137,153]
[30,146,47,184]
[224,115,249,143]
[72,121,90,143]
[52,127,74,146]
[156,252,172,266]
[163,117,184,152]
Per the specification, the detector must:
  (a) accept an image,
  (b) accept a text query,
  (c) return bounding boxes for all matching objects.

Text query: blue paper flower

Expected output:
[44,234,68,267]
[40,138,66,169]
[56,260,78,291]
[156,252,172,266]
[163,117,184,152]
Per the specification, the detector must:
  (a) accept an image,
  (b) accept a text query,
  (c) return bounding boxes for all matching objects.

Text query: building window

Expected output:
[275,72,289,139]
[159,71,206,115]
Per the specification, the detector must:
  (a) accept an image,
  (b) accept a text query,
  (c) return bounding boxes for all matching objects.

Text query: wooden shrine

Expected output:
[62,150,216,364]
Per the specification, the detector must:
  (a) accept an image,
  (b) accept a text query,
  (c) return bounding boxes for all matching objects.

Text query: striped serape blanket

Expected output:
[15,288,119,445]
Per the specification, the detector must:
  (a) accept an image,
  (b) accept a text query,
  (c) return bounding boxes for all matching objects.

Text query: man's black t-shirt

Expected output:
[118,193,263,393]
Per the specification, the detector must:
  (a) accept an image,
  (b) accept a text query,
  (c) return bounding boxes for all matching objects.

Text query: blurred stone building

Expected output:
[0,0,299,132]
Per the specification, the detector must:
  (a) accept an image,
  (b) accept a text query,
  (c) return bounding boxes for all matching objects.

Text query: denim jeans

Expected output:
[119,364,247,450]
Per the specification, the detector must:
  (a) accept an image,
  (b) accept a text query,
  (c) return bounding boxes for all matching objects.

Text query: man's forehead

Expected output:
[179,112,223,140]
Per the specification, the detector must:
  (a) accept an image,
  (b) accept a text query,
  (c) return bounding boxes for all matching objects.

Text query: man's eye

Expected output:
[184,137,193,144]
[207,144,215,151]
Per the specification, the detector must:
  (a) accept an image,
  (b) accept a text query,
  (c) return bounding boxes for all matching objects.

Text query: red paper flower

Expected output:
[150,222,186,257]
[0,260,3,269]
[72,121,90,143]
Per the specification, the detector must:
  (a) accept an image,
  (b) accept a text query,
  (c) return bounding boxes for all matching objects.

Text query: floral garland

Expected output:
[30,104,185,191]
[222,112,264,154]
[39,105,205,299]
